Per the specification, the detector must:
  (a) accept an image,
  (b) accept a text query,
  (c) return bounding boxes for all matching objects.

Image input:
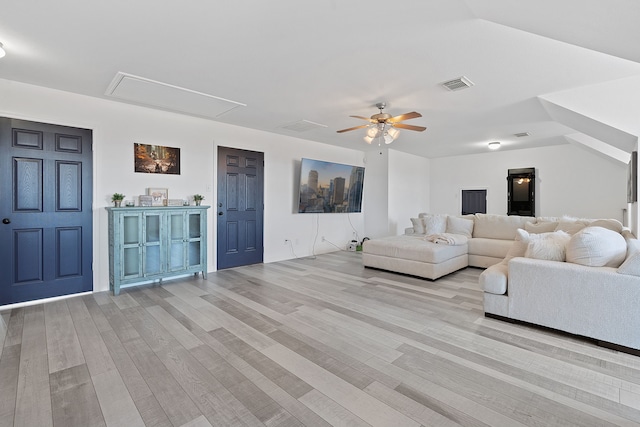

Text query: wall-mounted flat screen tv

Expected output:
[298,158,365,213]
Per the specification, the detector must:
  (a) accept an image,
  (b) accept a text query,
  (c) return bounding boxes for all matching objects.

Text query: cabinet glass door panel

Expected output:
[143,213,163,275]
[145,214,161,243]
[169,241,185,271]
[189,213,201,238]
[123,247,140,277]
[170,213,184,240]
[188,241,201,266]
[145,245,162,275]
[123,215,140,245]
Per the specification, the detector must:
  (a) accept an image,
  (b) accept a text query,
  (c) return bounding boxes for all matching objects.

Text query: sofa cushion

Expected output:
[618,252,640,276]
[555,220,588,235]
[472,214,534,240]
[363,235,467,263]
[446,216,474,238]
[505,228,532,261]
[566,226,627,267]
[524,231,571,262]
[479,262,508,295]
[524,221,558,233]
[423,214,447,235]
[410,217,425,234]
[590,219,623,233]
[467,238,513,259]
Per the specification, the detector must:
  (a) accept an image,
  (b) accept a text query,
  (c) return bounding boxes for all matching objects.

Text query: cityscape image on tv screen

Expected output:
[298,158,365,213]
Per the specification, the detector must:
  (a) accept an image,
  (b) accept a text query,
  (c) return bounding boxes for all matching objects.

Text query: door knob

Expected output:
[218,212,223,216]
[2,218,10,224]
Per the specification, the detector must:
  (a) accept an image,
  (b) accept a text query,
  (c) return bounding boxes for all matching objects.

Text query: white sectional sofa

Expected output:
[363,213,640,353]
[362,213,534,279]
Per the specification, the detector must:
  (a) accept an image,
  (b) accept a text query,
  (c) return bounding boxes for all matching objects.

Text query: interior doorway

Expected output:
[216,146,264,269]
[461,189,487,215]
[0,117,93,305]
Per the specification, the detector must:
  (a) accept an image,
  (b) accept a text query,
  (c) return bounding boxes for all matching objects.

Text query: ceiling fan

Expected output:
[336,102,426,144]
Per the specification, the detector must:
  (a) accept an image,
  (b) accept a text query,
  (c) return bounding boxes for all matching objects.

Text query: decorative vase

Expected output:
[114,200,122,207]
[195,200,201,206]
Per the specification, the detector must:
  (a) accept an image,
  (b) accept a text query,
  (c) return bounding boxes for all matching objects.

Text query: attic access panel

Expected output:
[507,167,535,217]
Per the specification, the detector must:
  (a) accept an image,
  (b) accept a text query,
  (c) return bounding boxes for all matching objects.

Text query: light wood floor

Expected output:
[1,252,640,427]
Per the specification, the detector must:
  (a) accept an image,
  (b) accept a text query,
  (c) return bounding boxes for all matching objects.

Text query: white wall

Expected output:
[430,144,628,221]
[362,148,390,238]
[0,78,366,293]
[388,149,430,235]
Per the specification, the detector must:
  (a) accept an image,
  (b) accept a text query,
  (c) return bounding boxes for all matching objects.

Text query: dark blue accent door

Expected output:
[0,117,93,305]
[217,146,264,269]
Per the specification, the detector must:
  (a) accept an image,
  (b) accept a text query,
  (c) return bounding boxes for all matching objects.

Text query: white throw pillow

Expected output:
[524,231,571,262]
[445,216,474,238]
[423,214,447,235]
[410,217,426,234]
[565,226,627,267]
[524,221,558,234]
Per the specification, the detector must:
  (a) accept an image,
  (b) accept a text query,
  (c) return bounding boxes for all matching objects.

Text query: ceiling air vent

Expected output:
[514,132,530,138]
[441,76,474,91]
[280,120,328,132]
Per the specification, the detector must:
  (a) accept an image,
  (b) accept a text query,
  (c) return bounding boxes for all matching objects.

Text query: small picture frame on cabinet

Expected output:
[147,188,168,206]
[139,195,153,207]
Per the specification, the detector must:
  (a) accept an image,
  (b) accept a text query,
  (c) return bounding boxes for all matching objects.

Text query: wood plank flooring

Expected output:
[1,251,640,426]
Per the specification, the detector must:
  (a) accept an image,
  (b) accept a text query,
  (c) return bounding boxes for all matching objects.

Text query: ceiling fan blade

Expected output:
[349,115,376,122]
[388,111,422,122]
[336,124,369,133]
[393,123,427,132]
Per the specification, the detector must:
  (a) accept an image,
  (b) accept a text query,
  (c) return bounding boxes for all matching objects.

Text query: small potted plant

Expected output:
[193,194,204,206]
[111,193,125,207]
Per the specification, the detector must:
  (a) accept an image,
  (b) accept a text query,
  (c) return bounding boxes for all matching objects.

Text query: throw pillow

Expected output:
[524,231,571,262]
[410,217,426,234]
[445,216,474,238]
[423,214,447,235]
[524,221,558,234]
[565,226,627,267]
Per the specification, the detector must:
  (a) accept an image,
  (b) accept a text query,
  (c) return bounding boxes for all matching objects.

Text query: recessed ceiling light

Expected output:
[514,132,530,138]
[0,42,6,59]
[488,141,501,150]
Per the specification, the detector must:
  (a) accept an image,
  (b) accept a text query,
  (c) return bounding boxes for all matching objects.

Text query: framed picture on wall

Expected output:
[147,188,168,206]
[628,151,637,203]
[134,143,180,174]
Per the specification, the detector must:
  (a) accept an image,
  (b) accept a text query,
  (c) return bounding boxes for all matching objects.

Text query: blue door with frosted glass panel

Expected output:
[0,117,93,305]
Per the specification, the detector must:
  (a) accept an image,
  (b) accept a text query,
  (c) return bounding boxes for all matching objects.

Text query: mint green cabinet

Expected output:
[106,206,209,295]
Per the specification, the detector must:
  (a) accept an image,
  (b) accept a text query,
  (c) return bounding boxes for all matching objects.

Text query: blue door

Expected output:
[217,146,264,269]
[0,118,93,305]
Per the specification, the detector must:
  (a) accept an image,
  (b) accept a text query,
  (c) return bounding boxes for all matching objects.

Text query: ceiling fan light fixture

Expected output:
[366,126,379,138]
[387,127,400,140]
[383,133,394,144]
[364,135,374,144]
[0,42,5,59]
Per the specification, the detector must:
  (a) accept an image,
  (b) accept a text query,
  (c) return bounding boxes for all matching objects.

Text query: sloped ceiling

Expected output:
[0,0,638,160]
